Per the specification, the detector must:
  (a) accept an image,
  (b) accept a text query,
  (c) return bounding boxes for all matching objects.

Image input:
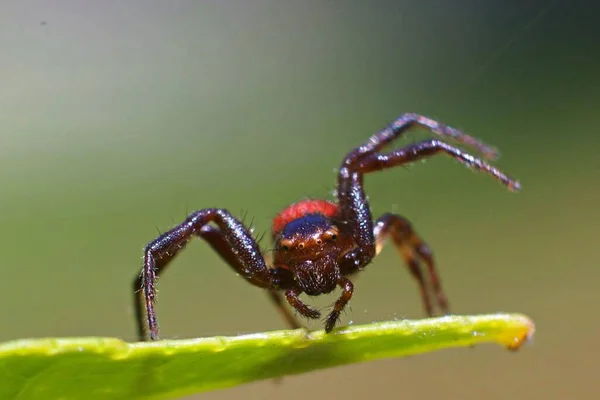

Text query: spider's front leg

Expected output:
[133,208,275,341]
[337,137,520,274]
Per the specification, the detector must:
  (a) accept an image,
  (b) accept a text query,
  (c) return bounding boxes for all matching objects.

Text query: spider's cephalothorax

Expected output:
[133,113,521,341]
[272,201,353,296]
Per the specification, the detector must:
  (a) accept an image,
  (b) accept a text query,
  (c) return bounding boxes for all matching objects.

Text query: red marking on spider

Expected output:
[272,199,340,235]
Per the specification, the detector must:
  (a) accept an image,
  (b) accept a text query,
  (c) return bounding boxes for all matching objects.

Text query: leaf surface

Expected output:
[0,313,534,400]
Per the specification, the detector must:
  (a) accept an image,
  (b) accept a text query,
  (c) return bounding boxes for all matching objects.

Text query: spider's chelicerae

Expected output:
[133,113,520,341]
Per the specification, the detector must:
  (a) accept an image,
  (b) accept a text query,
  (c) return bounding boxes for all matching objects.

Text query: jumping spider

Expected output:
[133,113,520,341]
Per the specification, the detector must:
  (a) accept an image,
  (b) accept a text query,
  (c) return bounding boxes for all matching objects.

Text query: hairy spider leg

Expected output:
[355,139,520,190]
[373,213,449,317]
[344,113,501,166]
[134,208,275,341]
[338,138,520,274]
[133,250,183,341]
[336,112,513,272]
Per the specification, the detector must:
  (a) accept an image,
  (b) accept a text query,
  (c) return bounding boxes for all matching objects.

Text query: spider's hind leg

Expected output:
[373,213,449,316]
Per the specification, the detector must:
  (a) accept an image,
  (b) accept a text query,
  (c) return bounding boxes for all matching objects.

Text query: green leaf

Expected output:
[0,313,534,400]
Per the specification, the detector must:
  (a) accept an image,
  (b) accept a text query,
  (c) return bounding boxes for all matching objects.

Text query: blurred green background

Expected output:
[1,1,599,399]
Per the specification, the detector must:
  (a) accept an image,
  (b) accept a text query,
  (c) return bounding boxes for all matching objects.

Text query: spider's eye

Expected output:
[323,227,339,242]
[280,239,293,251]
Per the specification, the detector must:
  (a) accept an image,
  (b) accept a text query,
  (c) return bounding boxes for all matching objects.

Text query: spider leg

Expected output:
[338,139,519,272]
[355,139,520,190]
[133,208,274,341]
[133,251,182,342]
[373,213,449,317]
[344,113,500,166]
[336,113,514,271]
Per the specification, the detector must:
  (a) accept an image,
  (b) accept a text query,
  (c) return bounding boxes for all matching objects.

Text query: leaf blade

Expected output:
[0,313,534,400]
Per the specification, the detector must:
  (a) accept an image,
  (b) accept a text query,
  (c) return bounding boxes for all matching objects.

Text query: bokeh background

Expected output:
[2,1,599,399]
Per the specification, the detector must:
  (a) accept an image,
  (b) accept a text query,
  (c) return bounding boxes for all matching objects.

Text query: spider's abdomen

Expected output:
[272,199,339,235]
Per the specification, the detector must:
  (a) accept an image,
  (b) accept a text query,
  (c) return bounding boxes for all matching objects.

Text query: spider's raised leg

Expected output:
[338,139,520,273]
[355,139,520,190]
[373,213,449,317]
[343,113,500,168]
[336,113,511,270]
[133,208,274,341]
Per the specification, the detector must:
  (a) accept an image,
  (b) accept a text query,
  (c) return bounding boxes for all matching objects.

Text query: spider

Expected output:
[133,113,520,341]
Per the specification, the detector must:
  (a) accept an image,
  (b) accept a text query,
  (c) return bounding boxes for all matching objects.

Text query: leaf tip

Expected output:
[502,314,536,351]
